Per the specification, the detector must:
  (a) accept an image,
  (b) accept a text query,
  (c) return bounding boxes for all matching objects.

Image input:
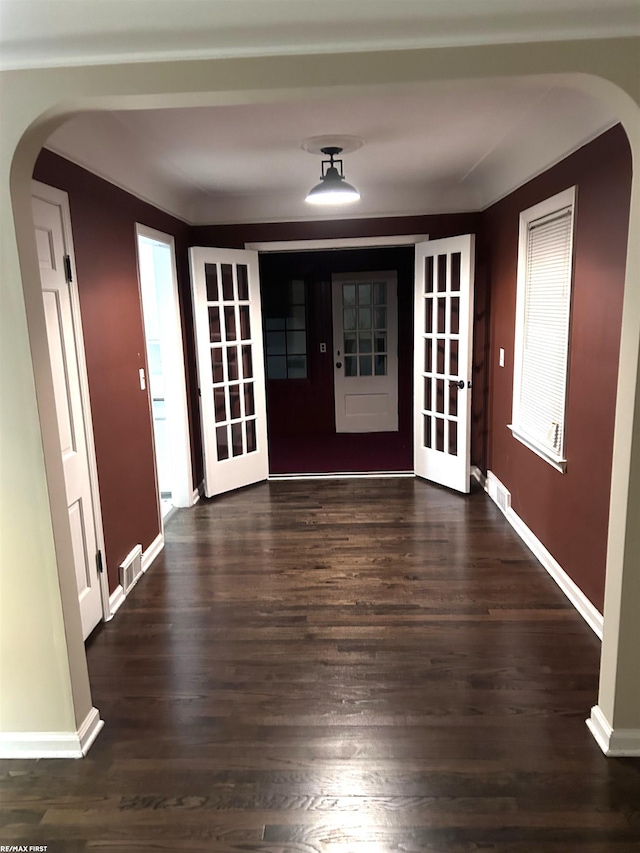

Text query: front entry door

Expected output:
[33,184,104,639]
[190,247,269,497]
[332,271,399,432]
[414,236,475,493]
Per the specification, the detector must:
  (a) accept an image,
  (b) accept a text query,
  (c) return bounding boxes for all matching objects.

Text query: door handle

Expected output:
[336,362,342,369]
[450,379,471,389]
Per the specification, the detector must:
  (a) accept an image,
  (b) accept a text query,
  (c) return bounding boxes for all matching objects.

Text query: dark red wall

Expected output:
[482,125,632,612]
[33,150,202,592]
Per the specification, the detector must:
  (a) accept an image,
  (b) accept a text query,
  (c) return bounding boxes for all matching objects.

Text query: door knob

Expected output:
[336,362,342,368]
[450,379,465,389]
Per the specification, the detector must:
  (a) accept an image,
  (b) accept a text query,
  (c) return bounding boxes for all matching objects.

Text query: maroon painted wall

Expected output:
[483,125,632,612]
[33,150,202,592]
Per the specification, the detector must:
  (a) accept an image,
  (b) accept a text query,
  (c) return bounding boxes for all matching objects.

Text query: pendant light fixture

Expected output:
[305,146,360,205]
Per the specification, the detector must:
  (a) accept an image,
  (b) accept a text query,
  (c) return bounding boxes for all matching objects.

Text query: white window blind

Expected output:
[511,188,575,470]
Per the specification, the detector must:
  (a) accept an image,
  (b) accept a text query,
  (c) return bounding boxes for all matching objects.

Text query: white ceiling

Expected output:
[1,0,638,70]
[5,0,629,224]
[45,80,617,224]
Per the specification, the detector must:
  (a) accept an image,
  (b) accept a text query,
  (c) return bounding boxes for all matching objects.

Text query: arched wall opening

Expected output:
[1,41,638,756]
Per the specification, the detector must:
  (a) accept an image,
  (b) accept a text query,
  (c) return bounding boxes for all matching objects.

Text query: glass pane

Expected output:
[343,308,356,330]
[374,355,386,376]
[242,345,253,379]
[436,378,445,414]
[448,420,458,456]
[359,333,372,353]
[237,265,249,300]
[451,297,460,335]
[345,356,357,376]
[246,419,257,454]
[231,422,243,457]
[287,331,306,354]
[205,264,218,301]
[266,318,285,331]
[229,385,241,420]
[216,425,229,461]
[437,254,447,292]
[423,414,432,448]
[436,418,445,452]
[267,356,286,379]
[358,283,371,305]
[425,298,433,334]
[214,387,226,423]
[373,282,386,304]
[374,307,386,330]
[208,306,221,343]
[375,334,386,353]
[437,339,445,375]
[244,382,255,416]
[451,253,461,292]
[266,331,286,355]
[211,347,224,383]
[222,264,234,300]
[449,382,458,418]
[344,333,357,354]
[224,306,236,341]
[437,298,446,334]
[290,280,305,304]
[239,305,251,341]
[424,376,432,412]
[449,339,459,376]
[287,355,307,378]
[286,306,305,330]
[425,339,433,374]
[343,284,356,306]
[360,355,372,376]
[425,256,434,294]
[358,308,371,330]
[227,346,238,381]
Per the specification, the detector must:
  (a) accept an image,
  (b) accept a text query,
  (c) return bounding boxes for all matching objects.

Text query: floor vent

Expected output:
[487,471,512,514]
[119,544,143,596]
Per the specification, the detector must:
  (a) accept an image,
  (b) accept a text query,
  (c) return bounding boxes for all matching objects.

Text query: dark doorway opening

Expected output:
[259,246,414,474]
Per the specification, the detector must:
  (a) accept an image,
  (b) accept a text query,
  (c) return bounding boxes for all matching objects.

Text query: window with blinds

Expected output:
[510,187,576,472]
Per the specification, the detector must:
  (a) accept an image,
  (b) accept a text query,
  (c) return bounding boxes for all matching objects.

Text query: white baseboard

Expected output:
[269,471,415,480]
[587,705,640,756]
[107,583,126,619]
[191,481,205,505]
[0,706,104,759]
[480,468,603,639]
[142,531,164,573]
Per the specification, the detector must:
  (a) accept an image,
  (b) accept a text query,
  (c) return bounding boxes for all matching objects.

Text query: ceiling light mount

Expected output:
[305,145,361,206]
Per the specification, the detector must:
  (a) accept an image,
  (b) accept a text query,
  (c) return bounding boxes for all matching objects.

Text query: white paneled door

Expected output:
[190,248,269,497]
[414,236,475,493]
[332,271,399,433]
[33,184,104,639]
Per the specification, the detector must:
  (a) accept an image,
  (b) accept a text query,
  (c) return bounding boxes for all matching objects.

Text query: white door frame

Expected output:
[32,180,111,624]
[135,224,195,513]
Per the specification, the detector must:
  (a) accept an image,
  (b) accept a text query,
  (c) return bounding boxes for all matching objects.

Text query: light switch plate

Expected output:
[499,348,505,368]
[139,368,146,390]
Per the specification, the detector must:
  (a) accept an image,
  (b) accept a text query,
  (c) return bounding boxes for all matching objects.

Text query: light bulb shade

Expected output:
[305,165,360,205]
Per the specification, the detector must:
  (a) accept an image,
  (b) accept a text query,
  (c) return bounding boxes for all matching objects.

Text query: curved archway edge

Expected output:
[1,38,638,755]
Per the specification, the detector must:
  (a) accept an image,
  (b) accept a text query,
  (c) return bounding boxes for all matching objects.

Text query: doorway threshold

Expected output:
[269,471,414,480]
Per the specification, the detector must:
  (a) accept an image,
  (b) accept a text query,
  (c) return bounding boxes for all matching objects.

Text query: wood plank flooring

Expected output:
[2,478,640,852]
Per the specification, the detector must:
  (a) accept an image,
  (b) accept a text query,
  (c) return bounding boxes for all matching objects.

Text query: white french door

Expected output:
[190,247,268,497]
[32,183,105,639]
[332,271,399,433]
[414,236,475,493]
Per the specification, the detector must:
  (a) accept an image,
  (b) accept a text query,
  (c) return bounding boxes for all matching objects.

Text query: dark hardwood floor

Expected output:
[2,478,640,852]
